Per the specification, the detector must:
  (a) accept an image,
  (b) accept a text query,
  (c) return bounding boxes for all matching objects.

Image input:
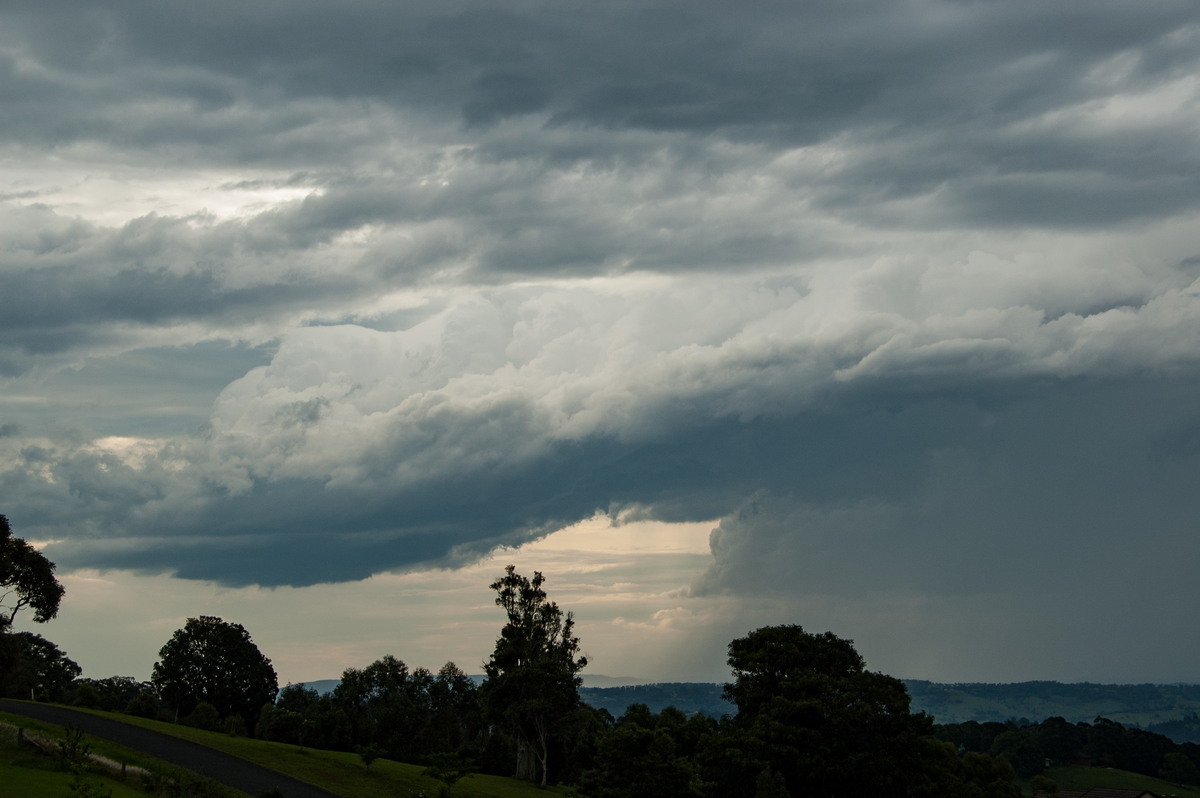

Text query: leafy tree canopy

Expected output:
[721,624,935,797]
[151,615,277,730]
[333,654,434,761]
[1,514,65,630]
[0,631,81,701]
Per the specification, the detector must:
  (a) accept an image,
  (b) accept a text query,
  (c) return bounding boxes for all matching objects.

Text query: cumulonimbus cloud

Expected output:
[1,0,1199,604]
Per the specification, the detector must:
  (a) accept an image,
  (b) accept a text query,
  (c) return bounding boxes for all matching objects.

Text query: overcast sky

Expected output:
[4,0,1200,687]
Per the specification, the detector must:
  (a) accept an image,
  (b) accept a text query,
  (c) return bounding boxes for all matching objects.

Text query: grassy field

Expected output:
[1042,764,1200,796]
[1,705,574,798]
[0,720,191,798]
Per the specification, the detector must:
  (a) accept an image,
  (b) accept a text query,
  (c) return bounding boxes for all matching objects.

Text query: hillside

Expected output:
[904,680,1200,733]
[571,680,1200,742]
[579,682,731,718]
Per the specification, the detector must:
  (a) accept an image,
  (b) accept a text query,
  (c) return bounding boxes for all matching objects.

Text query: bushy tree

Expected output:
[581,703,706,798]
[68,676,148,713]
[151,615,277,732]
[480,565,587,787]
[1161,751,1200,786]
[0,631,81,700]
[720,625,938,797]
[257,683,351,750]
[428,661,482,755]
[125,689,162,719]
[989,726,1045,778]
[332,655,433,761]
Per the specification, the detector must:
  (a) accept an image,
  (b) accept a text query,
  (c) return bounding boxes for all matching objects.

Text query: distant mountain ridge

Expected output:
[578,680,1200,743]
[903,680,1200,729]
[292,677,1200,743]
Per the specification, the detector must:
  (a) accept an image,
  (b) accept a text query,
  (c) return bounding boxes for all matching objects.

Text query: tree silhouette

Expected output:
[151,615,277,732]
[722,625,935,797]
[1,514,65,631]
[481,565,587,786]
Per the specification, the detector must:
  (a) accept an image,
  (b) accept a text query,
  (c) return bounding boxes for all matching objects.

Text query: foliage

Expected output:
[939,713,1200,784]
[124,690,163,720]
[428,661,483,755]
[151,615,278,733]
[357,742,383,769]
[1030,774,1059,795]
[0,631,82,700]
[186,701,222,732]
[68,677,149,713]
[56,723,93,766]
[1161,751,1200,785]
[717,624,939,797]
[579,703,707,798]
[1150,712,1200,745]
[424,751,475,791]
[333,654,434,762]
[753,766,789,798]
[0,514,66,630]
[988,726,1044,778]
[257,682,351,751]
[481,565,588,787]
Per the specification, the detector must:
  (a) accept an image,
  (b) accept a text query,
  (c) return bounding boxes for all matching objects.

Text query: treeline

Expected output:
[259,659,484,766]
[938,715,1200,785]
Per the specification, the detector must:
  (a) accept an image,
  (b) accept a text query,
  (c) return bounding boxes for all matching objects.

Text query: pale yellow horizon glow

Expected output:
[32,514,721,686]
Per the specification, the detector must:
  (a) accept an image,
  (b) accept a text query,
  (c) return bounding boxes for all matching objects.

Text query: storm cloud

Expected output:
[3,0,1200,680]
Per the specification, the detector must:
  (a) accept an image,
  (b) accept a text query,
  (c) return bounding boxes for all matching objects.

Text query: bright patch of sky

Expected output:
[22,515,721,684]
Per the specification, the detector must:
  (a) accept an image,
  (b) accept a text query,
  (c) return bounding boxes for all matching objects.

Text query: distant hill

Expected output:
[579,682,731,718]
[579,680,1200,743]
[902,680,1200,732]
[289,679,340,695]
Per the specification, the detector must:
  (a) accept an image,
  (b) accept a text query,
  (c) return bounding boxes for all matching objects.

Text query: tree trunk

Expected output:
[515,735,537,781]
[534,715,550,787]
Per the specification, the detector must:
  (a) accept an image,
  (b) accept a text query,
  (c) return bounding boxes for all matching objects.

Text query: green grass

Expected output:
[4,704,576,798]
[0,721,169,798]
[1041,764,1200,796]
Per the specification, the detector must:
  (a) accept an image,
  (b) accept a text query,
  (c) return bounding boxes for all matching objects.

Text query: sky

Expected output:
[3,0,1200,688]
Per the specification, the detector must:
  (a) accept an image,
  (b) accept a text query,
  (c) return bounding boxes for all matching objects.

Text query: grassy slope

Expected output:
[13,707,1200,798]
[4,705,573,798]
[0,721,175,798]
[1043,764,1200,796]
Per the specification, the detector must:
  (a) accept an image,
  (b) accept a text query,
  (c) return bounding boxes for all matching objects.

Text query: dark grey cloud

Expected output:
[0,206,367,374]
[687,374,1200,680]
[696,375,1200,598]
[3,1,1197,220]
